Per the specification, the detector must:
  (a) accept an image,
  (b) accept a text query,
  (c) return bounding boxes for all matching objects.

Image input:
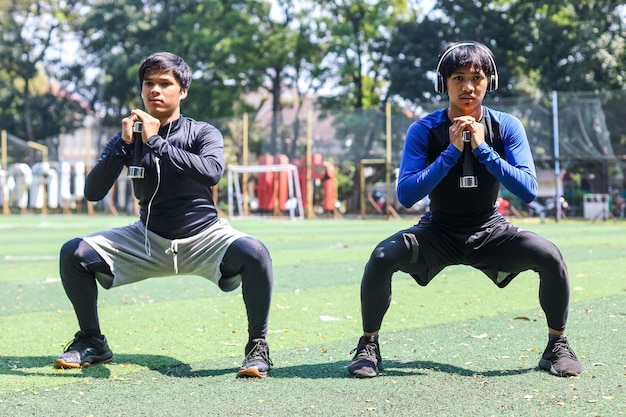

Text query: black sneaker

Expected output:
[237,338,272,378]
[538,335,582,377]
[348,335,383,378]
[55,331,113,369]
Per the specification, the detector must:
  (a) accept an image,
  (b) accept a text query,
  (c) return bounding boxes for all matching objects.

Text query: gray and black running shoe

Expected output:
[55,331,113,369]
[538,335,582,377]
[238,338,272,378]
[348,335,383,378]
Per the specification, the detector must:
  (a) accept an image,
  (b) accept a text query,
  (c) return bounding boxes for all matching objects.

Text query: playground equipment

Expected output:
[227,159,304,220]
[227,153,338,220]
[293,153,338,217]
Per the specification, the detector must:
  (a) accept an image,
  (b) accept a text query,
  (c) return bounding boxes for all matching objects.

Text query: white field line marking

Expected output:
[1,276,60,285]
[4,255,57,261]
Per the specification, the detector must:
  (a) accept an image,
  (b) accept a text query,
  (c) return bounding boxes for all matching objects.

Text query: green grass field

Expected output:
[0,215,624,416]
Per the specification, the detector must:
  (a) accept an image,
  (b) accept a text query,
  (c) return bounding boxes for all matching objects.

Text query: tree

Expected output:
[0,0,86,143]
[285,6,331,158]
[72,0,189,126]
[315,0,409,111]
[73,0,285,133]
[505,1,626,93]
[386,0,626,104]
[240,0,304,156]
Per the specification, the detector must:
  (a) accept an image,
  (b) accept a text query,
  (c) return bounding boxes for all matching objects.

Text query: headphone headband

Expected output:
[434,42,498,94]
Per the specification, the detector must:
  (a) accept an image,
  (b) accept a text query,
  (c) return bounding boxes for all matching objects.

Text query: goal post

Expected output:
[226,164,305,221]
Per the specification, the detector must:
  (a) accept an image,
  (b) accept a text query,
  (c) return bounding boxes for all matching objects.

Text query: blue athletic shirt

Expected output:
[397,107,537,226]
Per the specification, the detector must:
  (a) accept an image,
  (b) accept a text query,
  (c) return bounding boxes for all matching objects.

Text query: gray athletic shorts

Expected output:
[82,218,249,289]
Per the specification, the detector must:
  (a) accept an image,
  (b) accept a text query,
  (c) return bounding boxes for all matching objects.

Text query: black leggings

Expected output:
[59,236,273,341]
[360,225,570,333]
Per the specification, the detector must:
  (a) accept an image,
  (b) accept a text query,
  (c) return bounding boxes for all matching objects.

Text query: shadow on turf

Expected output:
[268,360,536,379]
[0,354,233,379]
[378,360,536,378]
[0,355,536,379]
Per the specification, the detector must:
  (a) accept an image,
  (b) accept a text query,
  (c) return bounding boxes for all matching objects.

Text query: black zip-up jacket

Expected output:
[85,116,224,239]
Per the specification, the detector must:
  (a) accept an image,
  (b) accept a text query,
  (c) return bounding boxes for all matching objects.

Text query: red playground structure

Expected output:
[254,153,337,217]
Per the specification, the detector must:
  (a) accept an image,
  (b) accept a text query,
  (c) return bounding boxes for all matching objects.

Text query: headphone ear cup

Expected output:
[488,74,498,91]
[435,73,446,94]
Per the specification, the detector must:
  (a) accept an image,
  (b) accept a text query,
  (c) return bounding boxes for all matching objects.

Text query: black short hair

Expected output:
[437,41,497,81]
[138,52,192,90]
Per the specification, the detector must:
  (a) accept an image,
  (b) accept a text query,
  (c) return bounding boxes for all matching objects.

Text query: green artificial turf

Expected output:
[0,215,624,416]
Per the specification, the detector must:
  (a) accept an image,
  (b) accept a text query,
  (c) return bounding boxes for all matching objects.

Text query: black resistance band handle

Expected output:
[462,130,472,176]
[459,130,477,188]
[128,121,145,178]
[133,122,143,165]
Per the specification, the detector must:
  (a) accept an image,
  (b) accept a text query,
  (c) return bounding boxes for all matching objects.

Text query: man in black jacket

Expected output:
[55,52,273,378]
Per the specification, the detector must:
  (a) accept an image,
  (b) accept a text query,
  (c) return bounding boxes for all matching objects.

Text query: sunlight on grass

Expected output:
[0,215,624,416]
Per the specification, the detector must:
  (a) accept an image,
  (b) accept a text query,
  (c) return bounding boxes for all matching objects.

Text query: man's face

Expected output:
[141,70,187,119]
[446,63,489,116]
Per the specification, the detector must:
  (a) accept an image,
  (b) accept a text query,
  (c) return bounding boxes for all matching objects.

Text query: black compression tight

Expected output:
[359,231,570,334]
[220,236,273,340]
[359,236,403,334]
[59,238,109,336]
[59,236,274,341]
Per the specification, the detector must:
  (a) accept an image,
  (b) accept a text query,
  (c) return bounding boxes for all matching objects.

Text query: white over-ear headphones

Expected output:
[434,42,499,94]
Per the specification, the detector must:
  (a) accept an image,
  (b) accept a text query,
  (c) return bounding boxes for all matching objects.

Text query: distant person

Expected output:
[55,52,273,378]
[611,188,625,218]
[372,191,386,213]
[348,41,581,378]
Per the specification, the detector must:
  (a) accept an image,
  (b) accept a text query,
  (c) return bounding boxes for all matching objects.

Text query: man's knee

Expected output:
[59,238,110,280]
[60,238,83,267]
[225,236,272,274]
[243,237,272,267]
[533,243,569,287]
[60,237,81,255]
[366,245,399,277]
[540,242,567,270]
[369,238,406,266]
[372,245,386,260]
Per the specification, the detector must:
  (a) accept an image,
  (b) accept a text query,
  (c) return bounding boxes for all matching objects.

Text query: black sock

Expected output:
[549,333,564,342]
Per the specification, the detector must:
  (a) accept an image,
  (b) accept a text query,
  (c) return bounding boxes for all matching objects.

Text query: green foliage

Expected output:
[0,0,87,141]
[386,0,626,102]
[315,0,409,110]
[2,0,626,184]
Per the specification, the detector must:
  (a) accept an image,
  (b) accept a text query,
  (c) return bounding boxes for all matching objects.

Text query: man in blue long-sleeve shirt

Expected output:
[55,52,273,378]
[348,41,581,378]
